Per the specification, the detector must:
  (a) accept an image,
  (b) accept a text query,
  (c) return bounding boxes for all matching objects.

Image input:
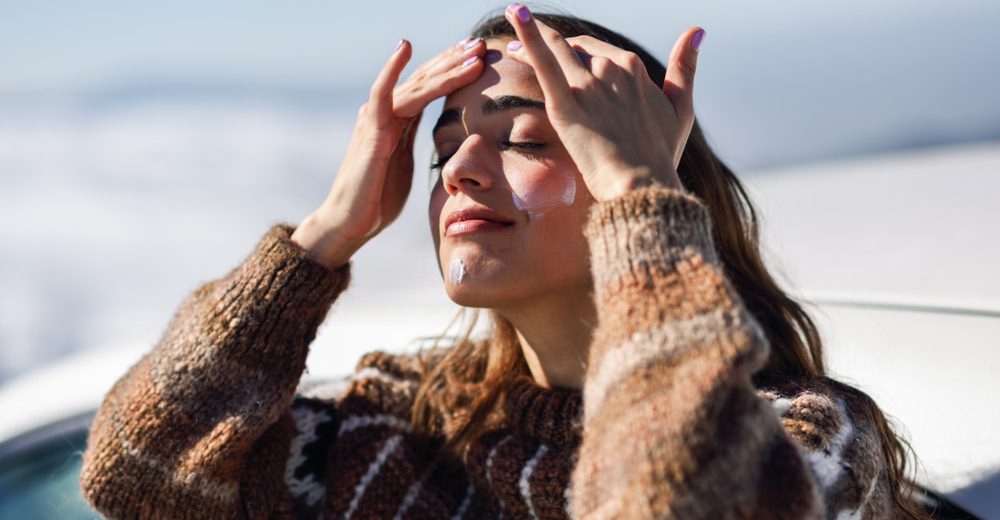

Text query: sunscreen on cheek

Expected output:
[509,168,577,220]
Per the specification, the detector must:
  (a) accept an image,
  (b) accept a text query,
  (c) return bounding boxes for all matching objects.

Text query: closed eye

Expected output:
[429,152,454,172]
[429,141,548,173]
[502,140,547,162]
[502,140,546,151]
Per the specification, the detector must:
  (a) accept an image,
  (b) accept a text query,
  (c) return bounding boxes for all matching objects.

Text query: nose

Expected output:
[440,134,497,197]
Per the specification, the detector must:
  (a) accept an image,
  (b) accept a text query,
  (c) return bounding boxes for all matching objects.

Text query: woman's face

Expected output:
[429,38,595,309]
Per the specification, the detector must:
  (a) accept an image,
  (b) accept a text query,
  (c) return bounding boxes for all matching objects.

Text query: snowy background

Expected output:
[2,0,999,384]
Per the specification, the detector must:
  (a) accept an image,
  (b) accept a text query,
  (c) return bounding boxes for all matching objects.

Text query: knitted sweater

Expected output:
[81,187,895,519]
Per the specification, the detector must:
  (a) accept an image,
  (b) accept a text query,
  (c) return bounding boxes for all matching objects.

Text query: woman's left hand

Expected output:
[503,4,703,201]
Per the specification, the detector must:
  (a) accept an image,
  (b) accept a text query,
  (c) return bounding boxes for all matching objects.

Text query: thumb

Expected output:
[390,113,421,157]
[662,27,704,121]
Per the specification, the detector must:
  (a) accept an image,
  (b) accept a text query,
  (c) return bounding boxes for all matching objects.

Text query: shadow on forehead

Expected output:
[485,49,503,65]
[432,47,544,135]
[474,48,535,90]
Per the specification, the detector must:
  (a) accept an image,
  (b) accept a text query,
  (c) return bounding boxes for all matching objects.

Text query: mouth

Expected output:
[444,207,515,237]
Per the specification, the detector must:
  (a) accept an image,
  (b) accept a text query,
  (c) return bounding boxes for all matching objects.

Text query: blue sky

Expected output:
[3,1,997,91]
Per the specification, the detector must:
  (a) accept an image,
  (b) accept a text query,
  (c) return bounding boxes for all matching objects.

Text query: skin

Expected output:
[292,4,703,389]
[429,40,597,388]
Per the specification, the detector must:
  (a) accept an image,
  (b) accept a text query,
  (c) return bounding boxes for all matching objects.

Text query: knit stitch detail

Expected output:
[81,193,897,519]
[81,224,348,519]
[504,376,582,446]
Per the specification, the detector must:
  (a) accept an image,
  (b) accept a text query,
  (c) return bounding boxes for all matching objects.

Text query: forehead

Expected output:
[442,39,543,110]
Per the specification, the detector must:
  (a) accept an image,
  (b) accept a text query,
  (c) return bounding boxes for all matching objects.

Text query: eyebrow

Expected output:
[432,95,545,136]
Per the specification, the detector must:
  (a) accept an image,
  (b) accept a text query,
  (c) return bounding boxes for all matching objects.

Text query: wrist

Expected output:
[591,169,682,201]
[290,212,360,270]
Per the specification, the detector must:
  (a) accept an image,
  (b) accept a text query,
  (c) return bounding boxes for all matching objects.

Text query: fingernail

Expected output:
[456,36,473,48]
[506,3,520,13]
[691,30,705,50]
[464,37,482,50]
[515,5,532,23]
[506,40,522,52]
[395,39,405,52]
[462,56,479,68]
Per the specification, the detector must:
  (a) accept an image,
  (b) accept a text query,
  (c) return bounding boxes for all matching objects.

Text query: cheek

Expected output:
[506,163,578,219]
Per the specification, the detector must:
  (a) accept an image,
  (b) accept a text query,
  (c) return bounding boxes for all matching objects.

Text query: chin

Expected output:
[441,268,533,310]
[444,280,508,309]
[439,247,515,307]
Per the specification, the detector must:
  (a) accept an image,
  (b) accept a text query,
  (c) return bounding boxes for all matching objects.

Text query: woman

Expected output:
[80,5,926,519]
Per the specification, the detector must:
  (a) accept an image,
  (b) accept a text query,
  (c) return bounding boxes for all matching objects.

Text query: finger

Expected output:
[385,113,421,205]
[392,39,486,118]
[370,39,413,124]
[405,112,422,149]
[404,36,483,82]
[503,4,584,109]
[663,27,704,119]
[565,35,648,77]
[391,113,422,156]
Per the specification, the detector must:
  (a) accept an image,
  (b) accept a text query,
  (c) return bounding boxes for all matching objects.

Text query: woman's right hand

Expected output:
[292,37,486,269]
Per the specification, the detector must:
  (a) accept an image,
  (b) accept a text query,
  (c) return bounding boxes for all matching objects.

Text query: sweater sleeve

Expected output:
[80,224,350,519]
[570,187,893,519]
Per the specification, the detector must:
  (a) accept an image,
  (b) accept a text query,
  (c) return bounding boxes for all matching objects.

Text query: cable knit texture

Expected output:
[81,188,895,519]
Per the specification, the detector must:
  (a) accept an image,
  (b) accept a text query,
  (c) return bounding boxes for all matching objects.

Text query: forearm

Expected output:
[81,224,350,518]
[572,187,821,518]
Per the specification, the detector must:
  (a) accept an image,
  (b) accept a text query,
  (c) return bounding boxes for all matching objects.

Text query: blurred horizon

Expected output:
[6,77,1000,171]
[4,0,1000,169]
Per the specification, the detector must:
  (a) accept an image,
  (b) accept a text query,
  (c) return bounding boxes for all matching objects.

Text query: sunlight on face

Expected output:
[428,39,595,311]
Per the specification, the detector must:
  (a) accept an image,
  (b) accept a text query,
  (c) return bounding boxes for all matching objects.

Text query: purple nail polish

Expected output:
[515,5,531,23]
[507,40,522,52]
[691,30,705,50]
[395,39,404,52]
[462,56,479,68]
[457,36,473,48]
[506,3,519,13]
[464,37,481,50]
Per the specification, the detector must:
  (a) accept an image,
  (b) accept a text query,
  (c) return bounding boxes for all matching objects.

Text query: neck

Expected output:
[497,286,596,390]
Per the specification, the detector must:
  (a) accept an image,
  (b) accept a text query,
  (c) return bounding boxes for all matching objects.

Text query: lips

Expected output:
[444,207,515,237]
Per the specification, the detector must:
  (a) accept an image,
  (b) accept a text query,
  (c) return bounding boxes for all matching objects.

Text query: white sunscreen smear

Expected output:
[449,258,466,285]
[509,169,576,220]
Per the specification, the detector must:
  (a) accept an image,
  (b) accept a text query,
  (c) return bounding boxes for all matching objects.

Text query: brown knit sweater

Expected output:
[81,187,895,519]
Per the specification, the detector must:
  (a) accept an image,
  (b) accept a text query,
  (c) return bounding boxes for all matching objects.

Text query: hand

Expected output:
[292,38,487,268]
[503,4,703,201]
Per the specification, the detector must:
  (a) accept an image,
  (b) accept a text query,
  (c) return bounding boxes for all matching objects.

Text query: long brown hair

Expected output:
[412,11,927,518]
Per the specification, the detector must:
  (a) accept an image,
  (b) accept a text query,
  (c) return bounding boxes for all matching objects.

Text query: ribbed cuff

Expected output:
[585,186,717,289]
[196,224,352,368]
[255,223,352,303]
